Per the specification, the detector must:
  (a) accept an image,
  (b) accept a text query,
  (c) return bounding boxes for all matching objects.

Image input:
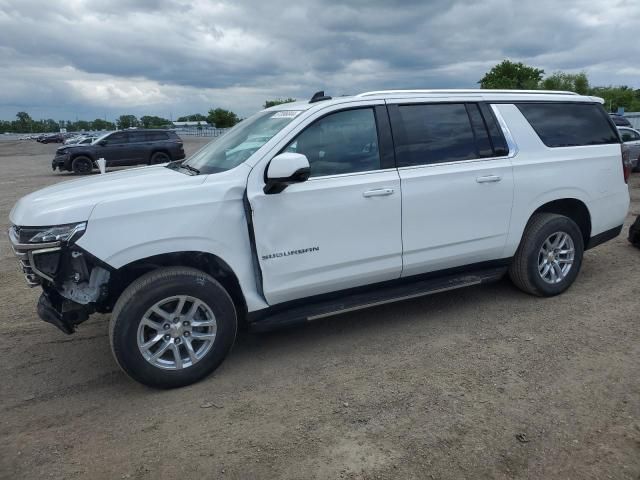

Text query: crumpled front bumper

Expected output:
[8,226,61,287]
[52,153,70,171]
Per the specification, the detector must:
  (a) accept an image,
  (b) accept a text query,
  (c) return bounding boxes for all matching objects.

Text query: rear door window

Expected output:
[107,132,128,144]
[517,103,619,147]
[390,103,507,167]
[146,131,169,141]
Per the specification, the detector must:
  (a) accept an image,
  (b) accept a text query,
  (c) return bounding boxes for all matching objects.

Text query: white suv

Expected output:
[9,89,630,388]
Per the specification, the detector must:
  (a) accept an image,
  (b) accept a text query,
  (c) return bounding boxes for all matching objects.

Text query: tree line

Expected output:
[1,107,244,134]
[479,60,640,112]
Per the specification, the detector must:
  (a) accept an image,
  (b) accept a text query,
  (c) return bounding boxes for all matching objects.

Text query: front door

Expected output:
[387,101,514,277]
[248,106,402,305]
[100,131,132,166]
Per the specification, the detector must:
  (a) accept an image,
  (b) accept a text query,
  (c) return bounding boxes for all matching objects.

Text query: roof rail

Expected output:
[355,89,579,97]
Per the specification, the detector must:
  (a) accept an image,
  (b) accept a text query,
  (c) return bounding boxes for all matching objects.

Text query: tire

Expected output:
[71,156,93,175]
[509,213,584,297]
[150,151,170,165]
[109,267,237,388]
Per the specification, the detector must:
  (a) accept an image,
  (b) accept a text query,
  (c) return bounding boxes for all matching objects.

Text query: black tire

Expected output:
[150,151,170,165]
[71,156,93,175]
[109,267,237,389]
[509,213,584,297]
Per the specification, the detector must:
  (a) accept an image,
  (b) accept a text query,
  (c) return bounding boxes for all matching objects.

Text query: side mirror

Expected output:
[264,153,310,194]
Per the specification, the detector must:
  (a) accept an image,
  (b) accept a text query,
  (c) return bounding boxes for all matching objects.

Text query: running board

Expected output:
[249,267,507,332]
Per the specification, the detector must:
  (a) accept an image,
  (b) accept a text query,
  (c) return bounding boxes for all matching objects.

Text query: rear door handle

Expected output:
[363,188,395,197]
[476,175,502,183]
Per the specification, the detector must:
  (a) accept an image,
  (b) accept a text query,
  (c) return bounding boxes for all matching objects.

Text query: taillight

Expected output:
[621,144,632,184]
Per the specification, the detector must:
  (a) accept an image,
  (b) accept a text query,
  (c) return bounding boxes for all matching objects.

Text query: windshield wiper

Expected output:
[180,164,201,175]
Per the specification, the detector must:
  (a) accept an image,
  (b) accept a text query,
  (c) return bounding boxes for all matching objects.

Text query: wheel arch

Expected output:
[69,151,95,162]
[105,251,248,327]
[149,149,171,163]
[530,198,591,246]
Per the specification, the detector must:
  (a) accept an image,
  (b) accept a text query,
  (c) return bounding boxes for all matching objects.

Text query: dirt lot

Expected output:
[0,138,639,480]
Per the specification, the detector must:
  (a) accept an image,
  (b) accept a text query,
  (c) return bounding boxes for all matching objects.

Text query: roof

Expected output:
[263,89,604,114]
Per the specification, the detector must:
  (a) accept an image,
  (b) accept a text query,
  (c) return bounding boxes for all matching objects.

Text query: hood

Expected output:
[10,166,207,226]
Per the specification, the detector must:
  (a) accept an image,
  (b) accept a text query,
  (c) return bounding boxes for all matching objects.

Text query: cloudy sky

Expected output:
[0,0,639,122]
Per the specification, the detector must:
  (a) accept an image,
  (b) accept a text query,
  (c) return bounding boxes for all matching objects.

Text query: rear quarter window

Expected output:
[516,103,620,148]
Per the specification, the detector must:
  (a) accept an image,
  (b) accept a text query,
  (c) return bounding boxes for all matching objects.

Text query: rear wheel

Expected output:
[109,267,237,388]
[71,156,93,174]
[150,151,170,164]
[509,213,584,297]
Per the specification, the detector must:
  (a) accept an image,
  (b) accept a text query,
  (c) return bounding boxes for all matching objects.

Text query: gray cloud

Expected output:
[0,0,638,121]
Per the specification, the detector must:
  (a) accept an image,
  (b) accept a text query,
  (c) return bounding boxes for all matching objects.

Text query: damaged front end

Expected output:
[8,223,111,334]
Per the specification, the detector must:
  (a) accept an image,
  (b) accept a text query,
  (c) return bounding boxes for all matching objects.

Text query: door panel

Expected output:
[387,101,514,277]
[249,170,402,305]
[399,159,513,276]
[100,132,131,165]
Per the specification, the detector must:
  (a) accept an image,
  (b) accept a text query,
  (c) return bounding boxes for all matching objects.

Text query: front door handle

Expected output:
[476,175,502,183]
[363,188,395,198]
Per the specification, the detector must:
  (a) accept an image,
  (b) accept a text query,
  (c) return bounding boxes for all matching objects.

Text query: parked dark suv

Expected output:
[609,113,632,128]
[52,130,185,174]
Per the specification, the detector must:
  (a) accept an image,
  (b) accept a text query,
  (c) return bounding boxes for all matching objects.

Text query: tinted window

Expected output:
[620,129,640,142]
[128,131,145,142]
[146,131,169,141]
[518,103,619,147]
[285,108,380,177]
[394,104,477,166]
[107,132,128,144]
[466,104,493,157]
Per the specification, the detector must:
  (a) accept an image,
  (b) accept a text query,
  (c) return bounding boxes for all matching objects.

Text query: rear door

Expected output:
[99,131,131,165]
[127,131,151,164]
[388,101,514,276]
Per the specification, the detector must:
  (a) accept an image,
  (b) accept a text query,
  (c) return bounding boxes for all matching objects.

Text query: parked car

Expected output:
[62,135,97,146]
[618,127,640,171]
[9,89,630,388]
[610,113,632,128]
[38,133,64,144]
[51,129,185,174]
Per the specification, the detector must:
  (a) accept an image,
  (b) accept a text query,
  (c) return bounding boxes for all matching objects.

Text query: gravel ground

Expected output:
[0,138,639,480]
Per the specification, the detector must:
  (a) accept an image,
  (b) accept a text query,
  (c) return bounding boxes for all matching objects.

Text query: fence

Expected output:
[173,127,229,137]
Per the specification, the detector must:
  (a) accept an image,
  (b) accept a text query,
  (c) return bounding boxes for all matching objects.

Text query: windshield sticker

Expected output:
[271,111,301,119]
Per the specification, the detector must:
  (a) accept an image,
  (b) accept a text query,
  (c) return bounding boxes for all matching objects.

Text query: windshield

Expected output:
[180,110,302,174]
[93,131,113,144]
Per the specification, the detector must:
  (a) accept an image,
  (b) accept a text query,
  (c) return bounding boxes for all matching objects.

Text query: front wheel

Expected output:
[509,213,584,297]
[71,156,93,174]
[150,151,170,164]
[109,267,237,388]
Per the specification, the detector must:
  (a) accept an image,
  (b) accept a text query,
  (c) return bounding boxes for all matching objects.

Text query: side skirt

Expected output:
[248,261,510,332]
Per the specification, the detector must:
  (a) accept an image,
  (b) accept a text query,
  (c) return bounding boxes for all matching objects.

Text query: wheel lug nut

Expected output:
[164,334,170,340]
[183,320,190,327]
[163,323,170,330]
[175,338,181,345]
[184,331,190,337]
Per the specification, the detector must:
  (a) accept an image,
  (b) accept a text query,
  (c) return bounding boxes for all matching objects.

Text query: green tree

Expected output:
[263,98,296,109]
[541,72,590,95]
[140,115,170,128]
[479,60,544,89]
[207,108,240,128]
[116,114,139,129]
[176,113,207,122]
[15,111,33,132]
[92,118,116,130]
[590,86,640,112]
